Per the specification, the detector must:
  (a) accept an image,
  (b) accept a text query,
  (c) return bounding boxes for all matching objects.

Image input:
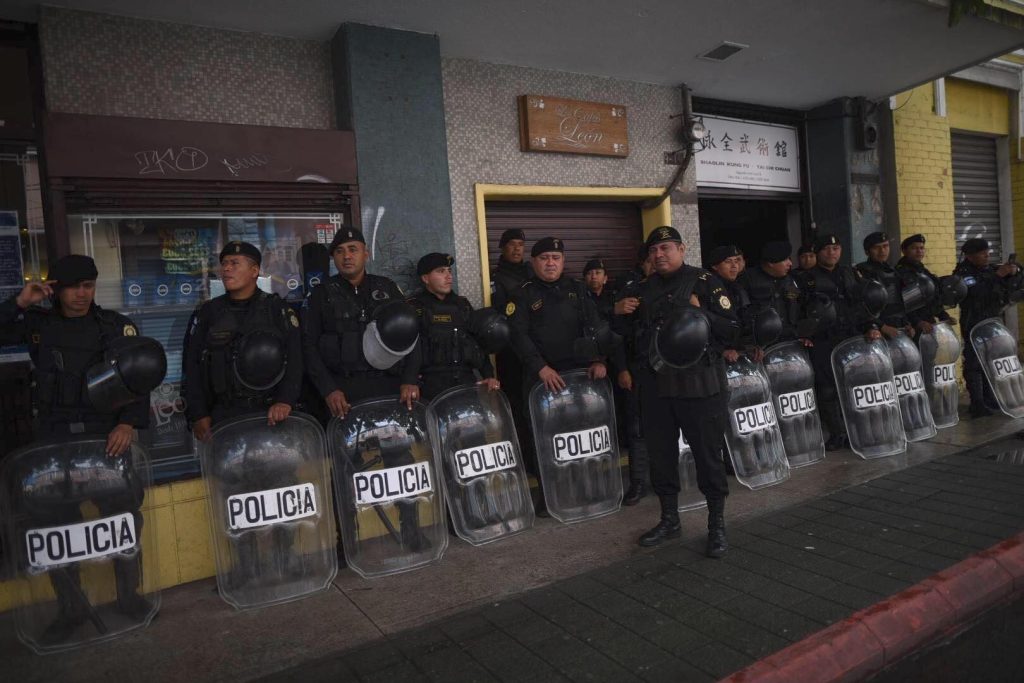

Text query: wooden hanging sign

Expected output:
[518,95,628,157]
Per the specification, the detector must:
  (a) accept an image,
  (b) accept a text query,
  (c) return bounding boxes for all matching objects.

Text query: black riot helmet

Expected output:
[900,271,936,313]
[363,301,420,370]
[860,279,888,319]
[936,275,967,309]
[796,292,837,338]
[86,336,168,410]
[233,329,287,391]
[650,306,710,371]
[467,307,511,353]
[751,307,783,347]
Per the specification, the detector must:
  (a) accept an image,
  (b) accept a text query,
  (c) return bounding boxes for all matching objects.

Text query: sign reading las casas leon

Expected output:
[694,114,801,192]
[518,95,628,157]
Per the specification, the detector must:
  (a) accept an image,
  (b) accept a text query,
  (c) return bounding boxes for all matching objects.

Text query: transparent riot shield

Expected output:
[723,356,791,490]
[328,399,447,578]
[427,384,534,545]
[199,412,337,609]
[885,331,937,442]
[677,432,705,512]
[528,369,623,523]
[763,341,825,469]
[918,321,962,429]
[831,336,907,459]
[0,439,159,654]
[970,317,1024,418]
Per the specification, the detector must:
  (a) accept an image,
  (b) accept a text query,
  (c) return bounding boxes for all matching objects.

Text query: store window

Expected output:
[68,211,343,481]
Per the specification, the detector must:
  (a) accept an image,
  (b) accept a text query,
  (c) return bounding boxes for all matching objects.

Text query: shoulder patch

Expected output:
[123,324,137,336]
[698,272,709,280]
[719,295,732,310]
[288,309,299,328]
[505,302,515,316]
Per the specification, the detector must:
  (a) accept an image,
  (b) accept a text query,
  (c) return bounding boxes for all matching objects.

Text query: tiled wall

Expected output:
[441,58,699,305]
[39,7,335,129]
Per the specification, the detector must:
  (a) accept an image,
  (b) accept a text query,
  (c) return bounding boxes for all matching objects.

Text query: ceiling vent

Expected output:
[698,42,748,62]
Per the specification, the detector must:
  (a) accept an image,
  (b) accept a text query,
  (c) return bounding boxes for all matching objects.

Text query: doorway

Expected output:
[698,198,801,265]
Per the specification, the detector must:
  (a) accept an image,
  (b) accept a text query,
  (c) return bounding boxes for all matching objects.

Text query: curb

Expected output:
[720,531,1024,683]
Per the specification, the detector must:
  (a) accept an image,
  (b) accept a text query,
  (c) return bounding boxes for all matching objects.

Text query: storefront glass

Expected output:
[68,212,343,480]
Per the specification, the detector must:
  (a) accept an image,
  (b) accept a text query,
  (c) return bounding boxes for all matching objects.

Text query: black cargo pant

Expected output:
[624,361,649,486]
[810,337,845,439]
[638,367,728,502]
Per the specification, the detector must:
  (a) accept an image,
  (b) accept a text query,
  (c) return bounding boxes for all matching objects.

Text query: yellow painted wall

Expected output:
[946,78,1011,136]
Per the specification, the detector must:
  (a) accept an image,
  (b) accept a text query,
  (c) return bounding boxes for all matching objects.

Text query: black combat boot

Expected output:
[39,567,90,645]
[399,502,431,553]
[623,481,649,506]
[824,433,848,451]
[706,497,728,559]
[638,496,681,547]
[967,373,993,417]
[114,556,154,621]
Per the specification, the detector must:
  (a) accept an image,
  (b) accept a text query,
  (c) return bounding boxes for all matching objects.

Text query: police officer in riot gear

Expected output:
[491,229,533,458]
[615,227,739,558]
[897,234,953,336]
[406,252,501,402]
[301,228,419,416]
[583,258,614,322]
[0,254,155,643]
[856,232,914,339]
[741,241,804,347]
[184,241,303,437]
[796,234,881,450]
[708,245,747,360]
[797,244,816,273]
[954,238,1022,417]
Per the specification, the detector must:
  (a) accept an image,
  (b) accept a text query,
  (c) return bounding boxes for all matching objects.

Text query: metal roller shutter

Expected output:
[485,201,644,289]
[951,133,1002,261]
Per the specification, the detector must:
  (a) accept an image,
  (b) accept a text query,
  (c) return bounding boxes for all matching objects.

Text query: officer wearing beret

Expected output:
[856,232,913,339]
[896,234,953,336]
[796,234,880,450]
[406,253,500,402]
[614,227,739,557]
[183,241,304,440]
[797,244,816,273]
[708,245,747,360]
[301,228,418,417]
[491,229,534,449]
[740,241,805,351]
[0,254,153,642]
[954,238,1022,416]
[583,258,614,322]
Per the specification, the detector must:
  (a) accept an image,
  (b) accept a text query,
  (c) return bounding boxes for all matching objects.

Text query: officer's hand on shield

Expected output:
[617,369,633,391]
[15,279,56,309]
[106,423,135,457]
[588,361,607,380]
[751,346,765,364]
[192,416,213,442]
[476,378,501,391]
[723,349,740,363]
[865,328,882,341]
[916,320,934,335]
[326,389,351,418]
[267,402,291,426]
[538,365,566,392]
[800,337,814,347]
[614,297,640,315]
[400,383,419,410]
[880,324,899,339]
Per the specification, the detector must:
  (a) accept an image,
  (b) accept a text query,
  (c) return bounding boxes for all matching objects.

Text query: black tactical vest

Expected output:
[856,260,905,326]
[202,292,286,403]
[742,268,801,330]
[412,294,484,373]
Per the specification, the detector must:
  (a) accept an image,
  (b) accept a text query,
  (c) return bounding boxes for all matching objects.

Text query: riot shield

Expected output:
[918,321,962,429]
[199,412,337,609]
[677,432,706,512]
[327,399,447,578]
[0,439,159,654]
[723,356,791,490]
[831,337,907,459]
[970,317,1024,418]
[885,331,937,442]
[426,384,534,545]
[763,341,825,469]
[528,369,623,523]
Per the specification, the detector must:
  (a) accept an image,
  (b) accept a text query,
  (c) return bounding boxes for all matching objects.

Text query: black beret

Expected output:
[901,234,926,250]
[499,229,526,247]
[797,243,815,256]
[644,226,682,249]
[760,241,792,264]
[962,238,989,255]
[51,254,98,286]
[417,252,454,275]
[583,259,606,276]
[708,245,742,267]
[531,237,565,257]
[862,232,889,252]
[219,241,262,266]
[329,228,366,253]
[814,234,840,252]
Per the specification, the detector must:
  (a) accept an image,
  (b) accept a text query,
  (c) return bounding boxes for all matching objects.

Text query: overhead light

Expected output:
[698,42,748,62]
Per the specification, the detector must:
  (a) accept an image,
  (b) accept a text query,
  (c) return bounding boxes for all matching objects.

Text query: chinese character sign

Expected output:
[694,114,801,192]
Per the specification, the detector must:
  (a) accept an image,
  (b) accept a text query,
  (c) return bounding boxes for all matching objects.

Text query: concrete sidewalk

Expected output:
[4,414,1024,682]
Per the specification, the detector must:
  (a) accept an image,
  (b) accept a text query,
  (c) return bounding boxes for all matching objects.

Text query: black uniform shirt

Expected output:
[182,290,303,423]
[856,259,908,328]
[738,267,803,342]
[586,287,615,323]
[796,264,876,338]
[953,260,1018,333]
[406,290,494,380]
[490,258,533,313]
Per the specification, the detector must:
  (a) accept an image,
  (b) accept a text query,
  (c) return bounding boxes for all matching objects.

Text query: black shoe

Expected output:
[623,482,648,506]
[39,613,88,645]
[970,402,994,418]
[117,592,154,621]
[639,516,681,547]
[706,498,728,559]
[824,434,848,451]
